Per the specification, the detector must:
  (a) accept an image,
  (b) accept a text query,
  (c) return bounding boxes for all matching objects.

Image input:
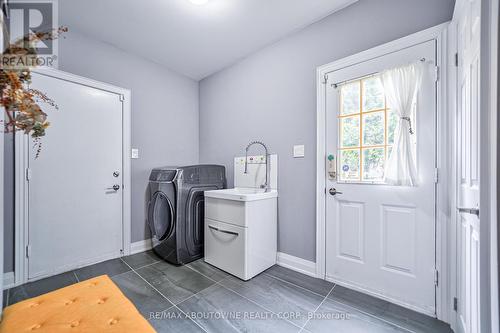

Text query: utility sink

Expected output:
[204,188,278,202]
[203,154,278,280]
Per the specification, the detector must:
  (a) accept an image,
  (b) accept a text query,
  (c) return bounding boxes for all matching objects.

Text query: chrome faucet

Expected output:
[244,141,270,192]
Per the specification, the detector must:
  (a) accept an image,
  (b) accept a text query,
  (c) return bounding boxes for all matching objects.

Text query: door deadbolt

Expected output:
[113,171,120,177]
[329,188,343,196]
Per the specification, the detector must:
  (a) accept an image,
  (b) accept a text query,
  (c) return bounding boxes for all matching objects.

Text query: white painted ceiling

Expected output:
[59,0,357,80]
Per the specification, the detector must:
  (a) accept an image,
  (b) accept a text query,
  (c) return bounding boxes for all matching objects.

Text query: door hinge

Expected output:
[434,269,439,287]
[453,297,458,311]
[434,168,439,184]
[26,244,32,258]
[119,94,125,102]
[25,168,32,181]
[322,74,329,85]
[434,66,440,82]
[454,53,459,67]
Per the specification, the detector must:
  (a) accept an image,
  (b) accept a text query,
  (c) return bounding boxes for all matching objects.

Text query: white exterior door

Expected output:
[455,0,481,332]
[27,72,124,280]
[325,41,437,315]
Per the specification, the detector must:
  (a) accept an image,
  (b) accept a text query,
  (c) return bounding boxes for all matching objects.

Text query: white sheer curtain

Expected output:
[381,62,424,186]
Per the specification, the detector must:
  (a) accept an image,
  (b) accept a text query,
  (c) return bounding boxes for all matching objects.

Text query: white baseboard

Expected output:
[130,239,152,255]
[276,252,317,278]
[3,272,15,290]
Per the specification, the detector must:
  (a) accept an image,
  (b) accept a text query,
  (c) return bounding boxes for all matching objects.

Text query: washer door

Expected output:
[185,186,219,256]
[148,191,174,241]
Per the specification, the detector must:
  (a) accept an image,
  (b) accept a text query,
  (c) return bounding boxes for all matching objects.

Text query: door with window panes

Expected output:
[325,40,437,315]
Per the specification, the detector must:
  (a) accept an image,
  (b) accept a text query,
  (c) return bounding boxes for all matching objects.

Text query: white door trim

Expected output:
[316,23,451,322]
[487,1,499,331]
[479,0,499,331]
[14,68,132,286]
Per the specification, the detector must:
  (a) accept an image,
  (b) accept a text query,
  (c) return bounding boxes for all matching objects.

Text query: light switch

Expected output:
[293,145,305,158]
[131,148,139,159]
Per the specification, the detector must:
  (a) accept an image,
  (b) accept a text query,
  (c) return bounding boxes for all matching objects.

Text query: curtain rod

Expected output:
[331,57,426,89]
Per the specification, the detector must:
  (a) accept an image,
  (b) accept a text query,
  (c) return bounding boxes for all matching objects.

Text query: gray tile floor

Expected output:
[3,251,453,333]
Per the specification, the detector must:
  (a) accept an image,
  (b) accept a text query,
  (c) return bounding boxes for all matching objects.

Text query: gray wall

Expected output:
[58,31,200,243]
[199,0,455,262]
[3,132,14,272]
[0,97,3,305]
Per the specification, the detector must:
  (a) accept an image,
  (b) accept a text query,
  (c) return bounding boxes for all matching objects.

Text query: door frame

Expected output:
[480,0,499,331]
[487,1,499,331]
[316,23,451,321]
[13,68,132,285]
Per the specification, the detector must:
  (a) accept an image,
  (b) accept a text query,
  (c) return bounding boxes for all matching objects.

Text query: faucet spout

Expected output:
[244,141,270,192]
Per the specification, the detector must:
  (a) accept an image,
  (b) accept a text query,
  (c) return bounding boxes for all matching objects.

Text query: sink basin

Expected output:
[204,188,278,202]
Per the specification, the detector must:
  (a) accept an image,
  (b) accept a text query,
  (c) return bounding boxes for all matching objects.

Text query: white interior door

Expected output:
[455,0,481,332]
[27,72,124,280]
[325,40,437,315]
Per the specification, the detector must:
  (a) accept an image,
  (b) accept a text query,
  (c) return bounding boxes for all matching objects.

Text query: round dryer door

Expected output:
[148,191,174,241]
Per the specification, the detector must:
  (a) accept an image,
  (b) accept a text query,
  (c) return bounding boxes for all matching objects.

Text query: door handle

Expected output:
[107,184,120,191]
[329,188,343,196]
[457,207,479,217]
[208,225,239,236]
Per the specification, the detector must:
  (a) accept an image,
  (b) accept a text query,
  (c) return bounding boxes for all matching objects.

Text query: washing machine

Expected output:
[147,165,226,265]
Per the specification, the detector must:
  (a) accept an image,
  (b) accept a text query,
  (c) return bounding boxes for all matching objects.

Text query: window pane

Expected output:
[339,149,360,181]
[341,82,360,115]
[362,77,385,112]
[340,116,360,148]
[362,148,385,181]
[387,110,398,145]
[362,111,385,146]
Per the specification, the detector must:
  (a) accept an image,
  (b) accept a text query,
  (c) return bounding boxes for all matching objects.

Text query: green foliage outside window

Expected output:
[338,76,404,182]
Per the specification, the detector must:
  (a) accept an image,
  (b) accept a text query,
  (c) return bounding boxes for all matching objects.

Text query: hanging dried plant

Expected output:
[1,26,67,157]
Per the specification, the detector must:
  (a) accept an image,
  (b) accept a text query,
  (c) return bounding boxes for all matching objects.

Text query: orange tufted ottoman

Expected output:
[0,275,156,333]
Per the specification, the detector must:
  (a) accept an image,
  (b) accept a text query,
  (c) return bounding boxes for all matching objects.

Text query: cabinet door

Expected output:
[204,219,247,279]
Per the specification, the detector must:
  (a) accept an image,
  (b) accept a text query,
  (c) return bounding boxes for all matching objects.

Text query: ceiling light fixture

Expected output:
[189,0,209,5]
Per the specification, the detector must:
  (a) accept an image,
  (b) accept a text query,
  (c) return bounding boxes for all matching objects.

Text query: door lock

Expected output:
[329,188,343,196]
[107,185,120,191]
[327,154,337,180]
[113,171,120,178]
